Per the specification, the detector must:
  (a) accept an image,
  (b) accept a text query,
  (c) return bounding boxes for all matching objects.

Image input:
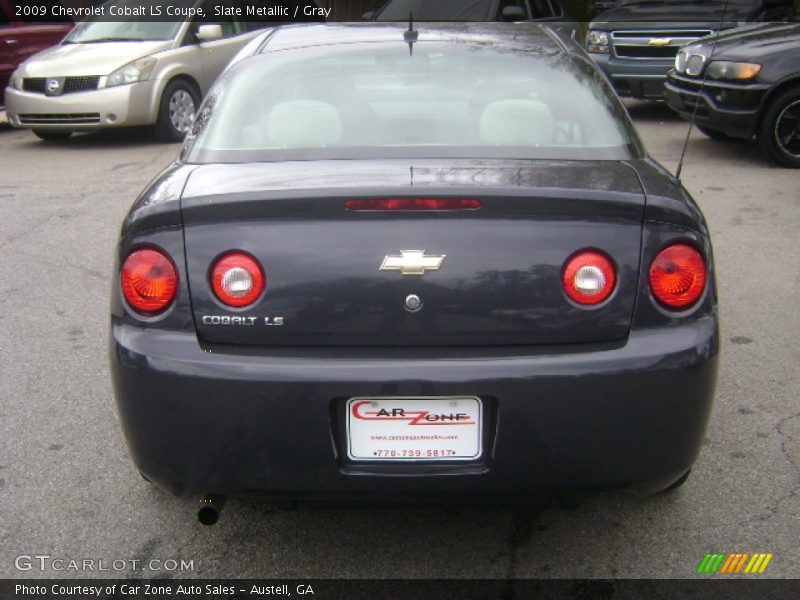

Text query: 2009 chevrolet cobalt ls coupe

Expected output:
[110,22,719,514]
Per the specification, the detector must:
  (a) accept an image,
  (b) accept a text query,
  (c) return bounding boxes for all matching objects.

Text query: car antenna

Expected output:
[404,13,418,56]
[675,0,731,181]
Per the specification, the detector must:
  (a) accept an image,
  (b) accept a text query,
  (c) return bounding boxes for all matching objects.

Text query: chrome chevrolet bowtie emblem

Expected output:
[380,250,445,276]
[649,38,672,46]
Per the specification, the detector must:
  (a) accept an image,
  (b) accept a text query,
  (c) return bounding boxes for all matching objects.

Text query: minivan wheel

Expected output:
[155,79,199,143]
[758,86,800,168]
[33,130,72,141]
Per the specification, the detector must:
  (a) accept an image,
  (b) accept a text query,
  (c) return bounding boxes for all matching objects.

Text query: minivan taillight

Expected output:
[211,252,265,307]
[121,248,178,315]
[562,250,616,305]
[649,244,706,309]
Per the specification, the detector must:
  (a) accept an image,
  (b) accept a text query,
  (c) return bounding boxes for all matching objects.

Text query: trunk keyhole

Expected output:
[405,294,423,312]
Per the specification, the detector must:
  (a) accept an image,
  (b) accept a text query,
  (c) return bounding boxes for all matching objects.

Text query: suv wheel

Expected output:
[33,130,72,141]
[155,80,199,143]
[759,86,800,168]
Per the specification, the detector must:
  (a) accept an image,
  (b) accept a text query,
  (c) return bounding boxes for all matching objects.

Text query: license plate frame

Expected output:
[345,396,483,462]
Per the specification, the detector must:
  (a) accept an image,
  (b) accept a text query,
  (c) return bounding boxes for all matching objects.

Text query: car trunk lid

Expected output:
[181,159,645,347]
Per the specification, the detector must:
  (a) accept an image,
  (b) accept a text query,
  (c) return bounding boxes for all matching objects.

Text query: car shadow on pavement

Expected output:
[173,490,684,578]
[3,126,180,149]
[683,135,769,169]
[623,99,682,123]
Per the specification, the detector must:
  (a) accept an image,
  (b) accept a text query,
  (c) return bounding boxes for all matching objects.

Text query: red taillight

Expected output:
[120,248,178,315]
[345,198,481,211]
[211,252,265,307]
[562,250,616,305]
[649,244,706,309]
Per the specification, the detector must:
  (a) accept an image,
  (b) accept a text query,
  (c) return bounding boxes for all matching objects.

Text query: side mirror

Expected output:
[501,6,527,21]
[362,11,375,20]
[196,24,223,42]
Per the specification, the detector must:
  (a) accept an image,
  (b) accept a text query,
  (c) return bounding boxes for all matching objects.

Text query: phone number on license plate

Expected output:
[373,449,460,458]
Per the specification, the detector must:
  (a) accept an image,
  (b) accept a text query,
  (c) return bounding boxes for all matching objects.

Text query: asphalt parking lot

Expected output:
[0,101,798,580]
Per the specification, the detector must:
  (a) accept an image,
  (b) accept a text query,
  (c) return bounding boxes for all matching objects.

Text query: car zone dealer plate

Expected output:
[346,397,483,461]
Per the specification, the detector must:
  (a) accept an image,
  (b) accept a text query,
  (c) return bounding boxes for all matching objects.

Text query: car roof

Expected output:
[259,22,565,56]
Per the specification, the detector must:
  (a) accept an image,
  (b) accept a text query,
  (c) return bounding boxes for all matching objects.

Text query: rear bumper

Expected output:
[589,54,672,99]
[110,315,719,500]
[664,72,768,139]
[4,80,159,130]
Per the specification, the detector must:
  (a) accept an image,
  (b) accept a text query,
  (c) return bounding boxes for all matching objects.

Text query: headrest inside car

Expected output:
[479,100,555,146]
[268,101,343,148]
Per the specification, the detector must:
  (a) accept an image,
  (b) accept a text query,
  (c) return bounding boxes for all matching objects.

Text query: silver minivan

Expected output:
[5,0,268,141]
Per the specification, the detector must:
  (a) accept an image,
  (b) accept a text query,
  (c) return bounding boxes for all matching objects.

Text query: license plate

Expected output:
[346,397,482,461]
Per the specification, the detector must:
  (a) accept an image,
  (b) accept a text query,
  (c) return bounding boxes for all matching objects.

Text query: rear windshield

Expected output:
[185,40,641,163]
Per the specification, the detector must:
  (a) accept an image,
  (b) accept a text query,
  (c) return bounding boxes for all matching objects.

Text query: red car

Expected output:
[0,0,72,107]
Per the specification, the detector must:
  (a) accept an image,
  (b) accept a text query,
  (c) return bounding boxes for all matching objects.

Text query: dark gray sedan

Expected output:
[110,23,718,522]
